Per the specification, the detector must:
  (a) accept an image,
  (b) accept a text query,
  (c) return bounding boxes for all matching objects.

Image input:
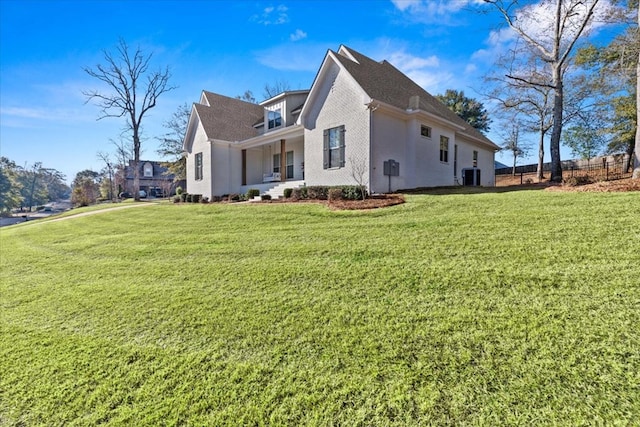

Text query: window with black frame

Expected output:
[323,125,345,169]
[195,152,203,180]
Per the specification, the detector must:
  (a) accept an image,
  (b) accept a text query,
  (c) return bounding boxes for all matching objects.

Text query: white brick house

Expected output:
[183,46,499,198]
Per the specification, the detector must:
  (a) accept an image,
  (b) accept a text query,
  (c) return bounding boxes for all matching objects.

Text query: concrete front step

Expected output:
[250,180,305,201]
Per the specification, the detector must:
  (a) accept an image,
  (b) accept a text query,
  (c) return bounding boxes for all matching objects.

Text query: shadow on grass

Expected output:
[400,184,551,196]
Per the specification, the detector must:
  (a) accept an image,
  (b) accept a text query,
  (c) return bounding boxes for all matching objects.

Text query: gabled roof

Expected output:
[195,91,264,142]
[125,160,173,180]
[331,46,498,149]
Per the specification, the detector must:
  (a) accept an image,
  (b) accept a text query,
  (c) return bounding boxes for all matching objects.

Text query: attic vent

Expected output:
[409,95,420,111]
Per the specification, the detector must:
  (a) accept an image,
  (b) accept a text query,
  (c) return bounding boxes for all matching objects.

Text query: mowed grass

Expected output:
[1,190,639,425]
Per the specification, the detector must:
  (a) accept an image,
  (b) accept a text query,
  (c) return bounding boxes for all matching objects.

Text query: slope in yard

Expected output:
[1,191,639,425]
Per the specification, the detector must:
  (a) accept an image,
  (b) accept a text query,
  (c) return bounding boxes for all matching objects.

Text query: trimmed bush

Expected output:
[247,189,260,199]
[291,187,307,200]
[261,194,272,201]
[172,196,181,203]
[191,194,202,203]
[210,196,222,203]
[283,188,293,198]
[180,193,188,202]
[328,188,343,202]
[307,186,329,200]
[185,194,193,203]
[201,197,209,203]
[229,193,241,202]
[340,185,367,200]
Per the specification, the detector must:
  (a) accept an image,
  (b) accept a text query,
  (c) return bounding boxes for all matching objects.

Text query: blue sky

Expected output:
[0,0,623,182]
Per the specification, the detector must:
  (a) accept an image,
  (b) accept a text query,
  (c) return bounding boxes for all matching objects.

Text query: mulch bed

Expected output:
[326,194,405,210]
[252,194,406,210]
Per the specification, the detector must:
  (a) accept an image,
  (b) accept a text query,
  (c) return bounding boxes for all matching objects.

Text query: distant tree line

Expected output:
[0,157,70,214]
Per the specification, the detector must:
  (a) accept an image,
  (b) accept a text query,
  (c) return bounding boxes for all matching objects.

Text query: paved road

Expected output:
[0,201,152,228]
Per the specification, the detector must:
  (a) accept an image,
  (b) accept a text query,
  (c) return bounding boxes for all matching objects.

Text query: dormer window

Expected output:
[143,162,153,177]
[268,109,282,129]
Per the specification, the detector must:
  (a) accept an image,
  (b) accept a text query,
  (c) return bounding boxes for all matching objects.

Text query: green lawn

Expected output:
[1,190,639,425]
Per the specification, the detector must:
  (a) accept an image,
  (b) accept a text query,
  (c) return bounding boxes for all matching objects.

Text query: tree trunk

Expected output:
[133,129,141,201]
[549,65,564,182]
[537,124,545,181]
[634,4,640,179]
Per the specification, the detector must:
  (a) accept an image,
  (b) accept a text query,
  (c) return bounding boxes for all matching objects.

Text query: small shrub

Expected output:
[180,193,188,202]
[307,186,329,200]
[172,196,181,203]
[176,186,183,195]
[291,188,307,200]
[328,188,343,202]
[210,196,222,203]
[229,193,241,202]
[191,194,202,203]
[261,194,272,201]
[201,197,209,203]
[247,189,260,199]
[340,185,367,200]
[283,188,293,198]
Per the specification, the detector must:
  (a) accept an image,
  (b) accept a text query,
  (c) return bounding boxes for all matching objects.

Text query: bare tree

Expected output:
[263,79,290,100]
[349,156,368,200]
[484,0,608,181]
[157,103,189,183]
[84,39,175,200]
[500,120,530,176]
[97,151,115,201]
[635,3,640,178]
[109,137,133,195]
[236,90,257,104]
[485,46,555,180]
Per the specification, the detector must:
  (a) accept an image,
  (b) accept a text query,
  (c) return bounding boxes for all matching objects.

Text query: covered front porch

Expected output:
[239,125,305,188]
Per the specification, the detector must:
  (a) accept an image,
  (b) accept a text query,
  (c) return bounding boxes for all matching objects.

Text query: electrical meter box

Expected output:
[383,159,400,176]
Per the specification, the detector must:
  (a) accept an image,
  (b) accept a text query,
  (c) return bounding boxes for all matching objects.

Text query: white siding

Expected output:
[370,113,409,192]
[185,124,213,197]
[304,62,370,188]
[369,113,495,191]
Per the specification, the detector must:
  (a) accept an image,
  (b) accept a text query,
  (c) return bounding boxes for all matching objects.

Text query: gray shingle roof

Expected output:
[195,91,264,142]
[333,47,498,149]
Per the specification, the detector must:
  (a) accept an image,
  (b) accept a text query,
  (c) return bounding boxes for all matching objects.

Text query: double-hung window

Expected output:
[323,125,345,169]
[439,136,449,163]
[195,152,203,180]
[273,153,281,174]
[268,109,282,129]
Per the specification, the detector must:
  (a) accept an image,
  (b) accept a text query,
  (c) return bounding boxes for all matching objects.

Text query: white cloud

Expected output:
[252,5,289,25]
[290,29,307,42]
[390,0,484,23]
[388,51,440,70]
[381,47,452,92]
[472,0,616,64]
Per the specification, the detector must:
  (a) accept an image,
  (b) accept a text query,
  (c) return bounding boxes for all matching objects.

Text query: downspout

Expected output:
[228,143,232,195]
[369,106,373,195]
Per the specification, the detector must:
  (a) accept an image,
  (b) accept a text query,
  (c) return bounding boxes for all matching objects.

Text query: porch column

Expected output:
[280,139,286,182]
[241,149,247,186]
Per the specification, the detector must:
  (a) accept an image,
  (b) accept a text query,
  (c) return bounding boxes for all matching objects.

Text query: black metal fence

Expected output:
[496,155,633,186]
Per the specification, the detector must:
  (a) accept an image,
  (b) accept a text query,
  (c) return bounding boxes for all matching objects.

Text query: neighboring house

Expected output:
[123,160,183,197]
[183,45,499,198]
